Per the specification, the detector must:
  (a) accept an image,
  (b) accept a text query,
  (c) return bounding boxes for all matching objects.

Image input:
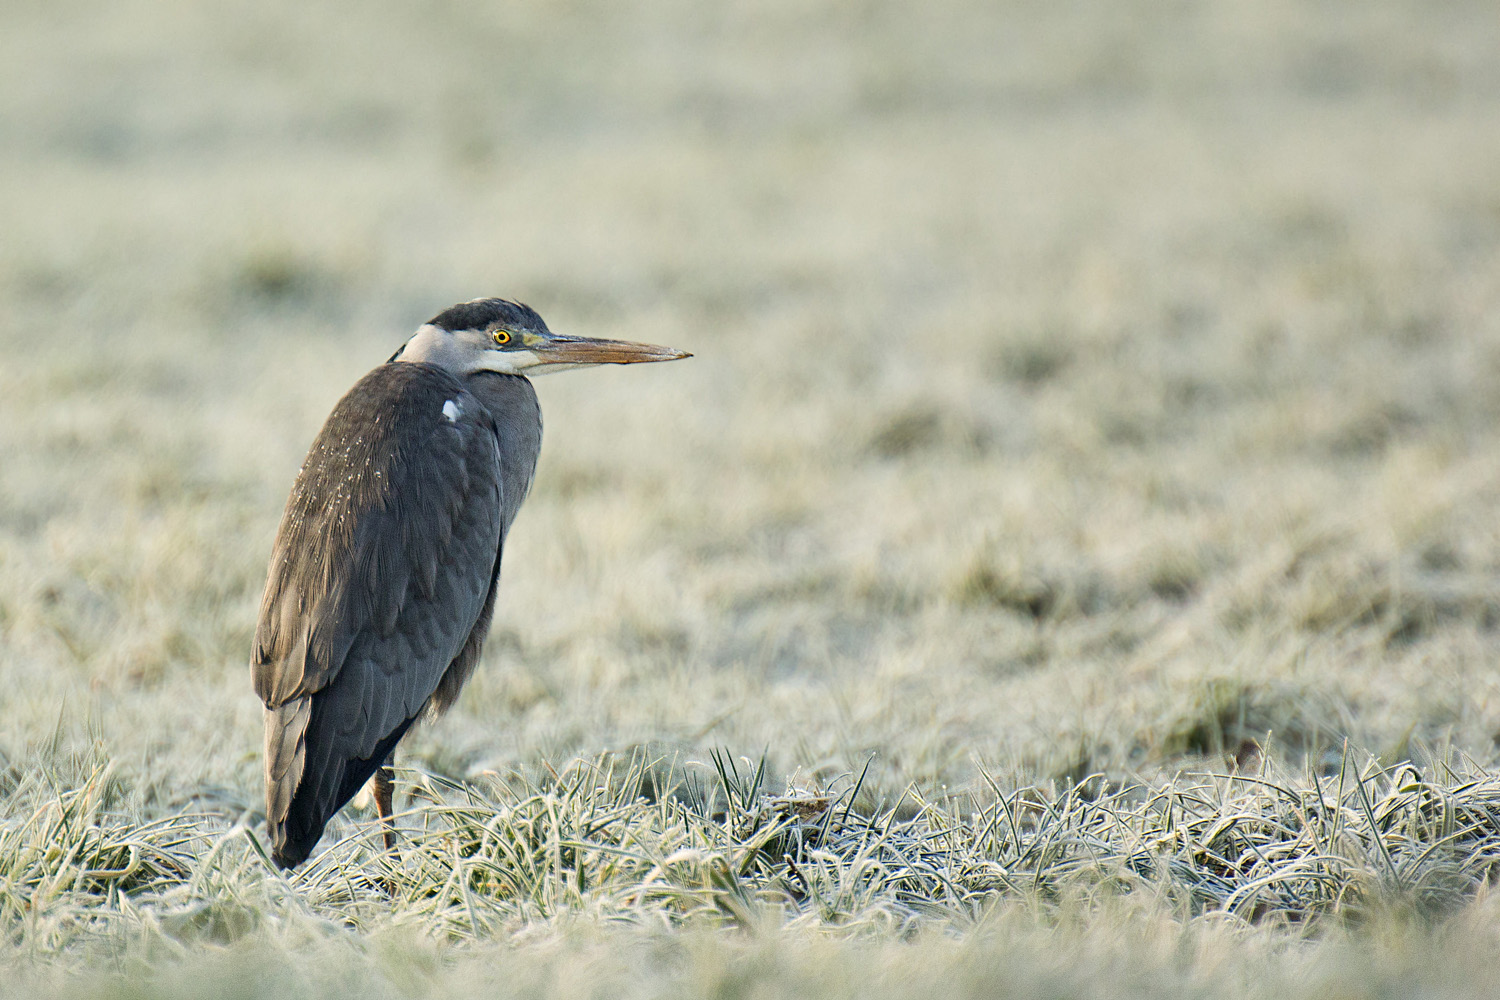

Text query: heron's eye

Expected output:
[492,330,512,346]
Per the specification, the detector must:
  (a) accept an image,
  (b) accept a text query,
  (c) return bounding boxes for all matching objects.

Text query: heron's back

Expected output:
[254,364,540,868]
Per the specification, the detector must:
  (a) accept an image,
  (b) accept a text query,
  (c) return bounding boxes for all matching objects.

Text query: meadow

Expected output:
[4,0,1500,994]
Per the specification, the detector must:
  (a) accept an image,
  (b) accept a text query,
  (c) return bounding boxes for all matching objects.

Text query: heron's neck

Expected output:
[463,371,542,537]
[392,325,460,368]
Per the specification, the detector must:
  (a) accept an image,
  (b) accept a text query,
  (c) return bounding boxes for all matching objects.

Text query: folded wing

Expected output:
[252,363,505,868]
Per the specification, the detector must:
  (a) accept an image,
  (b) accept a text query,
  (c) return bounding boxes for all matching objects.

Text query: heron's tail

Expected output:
[264,698,313,868]
[264,696,415,869]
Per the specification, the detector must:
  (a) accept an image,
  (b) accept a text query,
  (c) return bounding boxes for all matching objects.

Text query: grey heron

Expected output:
[251,298,689,869]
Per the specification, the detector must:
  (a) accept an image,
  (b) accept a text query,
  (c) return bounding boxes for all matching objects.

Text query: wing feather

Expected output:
[252,363,505,867]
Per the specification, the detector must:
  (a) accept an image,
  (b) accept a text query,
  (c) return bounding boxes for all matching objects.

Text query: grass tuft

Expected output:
[8,746,1500,960]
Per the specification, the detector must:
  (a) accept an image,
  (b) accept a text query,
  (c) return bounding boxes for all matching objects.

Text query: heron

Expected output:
[251,298,689,869]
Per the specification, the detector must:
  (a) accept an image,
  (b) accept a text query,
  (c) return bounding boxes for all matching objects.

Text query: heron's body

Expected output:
[252,299,685,869]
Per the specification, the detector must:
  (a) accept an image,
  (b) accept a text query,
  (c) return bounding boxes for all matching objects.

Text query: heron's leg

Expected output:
[373,757,397,851]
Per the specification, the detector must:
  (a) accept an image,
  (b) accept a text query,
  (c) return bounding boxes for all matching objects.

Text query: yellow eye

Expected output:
[492,330,512,346]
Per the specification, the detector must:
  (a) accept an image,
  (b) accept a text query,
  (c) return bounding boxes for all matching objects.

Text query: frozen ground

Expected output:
[4,0,1500,995]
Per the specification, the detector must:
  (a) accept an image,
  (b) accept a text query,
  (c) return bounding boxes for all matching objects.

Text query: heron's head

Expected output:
[392,298,690,375]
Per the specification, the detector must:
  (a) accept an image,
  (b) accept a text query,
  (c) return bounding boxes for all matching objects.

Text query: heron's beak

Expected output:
[530,335,691,365]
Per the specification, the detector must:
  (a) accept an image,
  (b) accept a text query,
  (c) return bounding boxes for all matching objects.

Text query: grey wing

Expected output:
[253,363,504,867]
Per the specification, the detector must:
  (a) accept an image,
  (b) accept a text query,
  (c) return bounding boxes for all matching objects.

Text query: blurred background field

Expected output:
[5,0,1500,995]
